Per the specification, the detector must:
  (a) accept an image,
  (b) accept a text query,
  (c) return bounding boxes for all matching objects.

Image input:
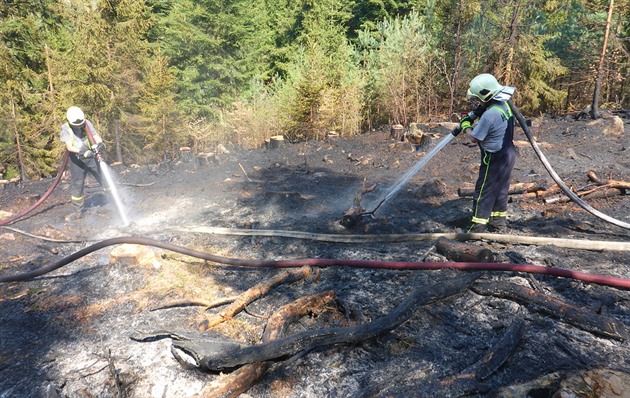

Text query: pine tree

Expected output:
[0,0,61,179]
[137,48,183,161]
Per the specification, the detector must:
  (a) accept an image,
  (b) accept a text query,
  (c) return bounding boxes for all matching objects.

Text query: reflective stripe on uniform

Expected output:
[471,151,492,223]
[489,104,513,120]
[491,211,508,218]
[471,216,489,225]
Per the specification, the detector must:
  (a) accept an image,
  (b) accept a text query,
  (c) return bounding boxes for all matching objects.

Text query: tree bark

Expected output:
[590,0,614,119]
[10,97,26,181]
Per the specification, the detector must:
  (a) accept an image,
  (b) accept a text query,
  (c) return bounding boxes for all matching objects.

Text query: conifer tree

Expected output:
[0,0,60,179]
[137,48,183,161]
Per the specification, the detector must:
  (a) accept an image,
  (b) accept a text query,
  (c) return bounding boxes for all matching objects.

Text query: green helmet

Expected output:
[467,73,503,102]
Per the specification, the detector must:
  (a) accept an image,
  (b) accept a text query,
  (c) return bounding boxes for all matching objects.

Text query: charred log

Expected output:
[435,237,496,263]
[193,273,478,371]
[471,281,628,341]
[199,290,336,398]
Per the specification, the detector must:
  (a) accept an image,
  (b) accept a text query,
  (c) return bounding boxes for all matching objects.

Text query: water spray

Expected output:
[93,149,130,227]
[341,125,464,228]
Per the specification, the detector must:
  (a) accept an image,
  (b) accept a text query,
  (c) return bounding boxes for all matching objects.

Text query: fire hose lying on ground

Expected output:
[0,100,629,286]
[1,235,630,289]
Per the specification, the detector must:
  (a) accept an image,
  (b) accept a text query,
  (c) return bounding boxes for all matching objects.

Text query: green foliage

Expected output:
[137,48,184,161]
[357,11,441,126]
[1,0,630,177]
[0,0,60,178]
[147,0,272,119]
[272,0,364,141]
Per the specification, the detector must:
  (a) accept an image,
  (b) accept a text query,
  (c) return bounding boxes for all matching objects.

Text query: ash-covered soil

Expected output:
[1,113,630,398]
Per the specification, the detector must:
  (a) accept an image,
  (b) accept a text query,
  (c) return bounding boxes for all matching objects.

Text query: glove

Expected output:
[82,150,94,159]
[459,115,473,132]
[95,142,106,153]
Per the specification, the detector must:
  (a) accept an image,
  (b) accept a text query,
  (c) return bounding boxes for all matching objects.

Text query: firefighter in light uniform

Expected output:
[459,74,516,233]
[59,106,107,218]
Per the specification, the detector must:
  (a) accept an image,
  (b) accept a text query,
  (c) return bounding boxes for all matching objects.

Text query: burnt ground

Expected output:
[1,113,630,398]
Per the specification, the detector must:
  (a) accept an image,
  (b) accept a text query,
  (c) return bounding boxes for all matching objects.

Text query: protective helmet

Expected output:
[66,106,85,127]
[467,73,503,102]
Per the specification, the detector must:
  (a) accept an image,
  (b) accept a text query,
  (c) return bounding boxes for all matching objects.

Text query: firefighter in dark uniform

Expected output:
[459,74,516,233]
[60,106,107,218]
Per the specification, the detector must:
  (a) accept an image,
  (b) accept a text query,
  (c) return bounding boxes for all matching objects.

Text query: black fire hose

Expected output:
[1,236,629,289]
[0,151,70,227]
[508,100,630,230]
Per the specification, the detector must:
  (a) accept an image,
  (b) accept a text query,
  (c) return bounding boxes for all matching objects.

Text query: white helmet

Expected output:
[467,73,504,102]
[66,106,85,127]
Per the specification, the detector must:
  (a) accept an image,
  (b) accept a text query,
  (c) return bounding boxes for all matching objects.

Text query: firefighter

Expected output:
[60,106,107,219]
[459,73,516,233]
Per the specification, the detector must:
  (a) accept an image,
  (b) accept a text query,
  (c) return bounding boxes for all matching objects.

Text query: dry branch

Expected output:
[198,266,313,331]
[471,281,628,341]
[457,182,543,197]
[150,296,238,312]
[545,187,623,204]
[587,170,630,190]
[188,273,478,371]
[198,291,336,398]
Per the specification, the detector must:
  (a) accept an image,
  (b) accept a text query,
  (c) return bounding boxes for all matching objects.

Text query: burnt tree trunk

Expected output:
[194,273,478,371]
[200,291,336,398]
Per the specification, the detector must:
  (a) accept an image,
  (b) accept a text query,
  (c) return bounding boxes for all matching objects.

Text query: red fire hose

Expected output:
[0,151,69,227]
[1,236,629,289]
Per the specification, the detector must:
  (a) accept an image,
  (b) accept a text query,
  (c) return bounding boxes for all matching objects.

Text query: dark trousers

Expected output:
[471,145,516,224]
[68,154,105,209]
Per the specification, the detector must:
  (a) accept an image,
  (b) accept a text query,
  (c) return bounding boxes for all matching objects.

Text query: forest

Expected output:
[0,0,628,180]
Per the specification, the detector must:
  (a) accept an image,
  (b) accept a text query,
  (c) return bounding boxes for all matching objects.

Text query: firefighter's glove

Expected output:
[95,142,106,153]
[82,150,95,159]
[459,116,473,132]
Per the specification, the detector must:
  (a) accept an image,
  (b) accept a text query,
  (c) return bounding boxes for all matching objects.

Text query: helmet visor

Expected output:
[69,118,85,126]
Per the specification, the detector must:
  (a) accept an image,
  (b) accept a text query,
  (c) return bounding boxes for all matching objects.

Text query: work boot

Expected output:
[488,216,508,233]
[464,222,487,233]
[64,207,84,222]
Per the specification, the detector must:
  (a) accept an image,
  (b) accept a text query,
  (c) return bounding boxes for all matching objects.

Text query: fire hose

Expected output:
[508,100,630,230]
[0,151,69,227]
[1,236,629,289]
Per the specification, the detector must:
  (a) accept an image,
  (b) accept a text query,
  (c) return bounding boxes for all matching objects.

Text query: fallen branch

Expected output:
[471,281,628,341]
[458,182,543,197]
[150,296,238,312]
[198,266,313,331]
[179,273,478,371]
[545,187,623,204]
[587,170,630,190]
[198,290,336,398]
